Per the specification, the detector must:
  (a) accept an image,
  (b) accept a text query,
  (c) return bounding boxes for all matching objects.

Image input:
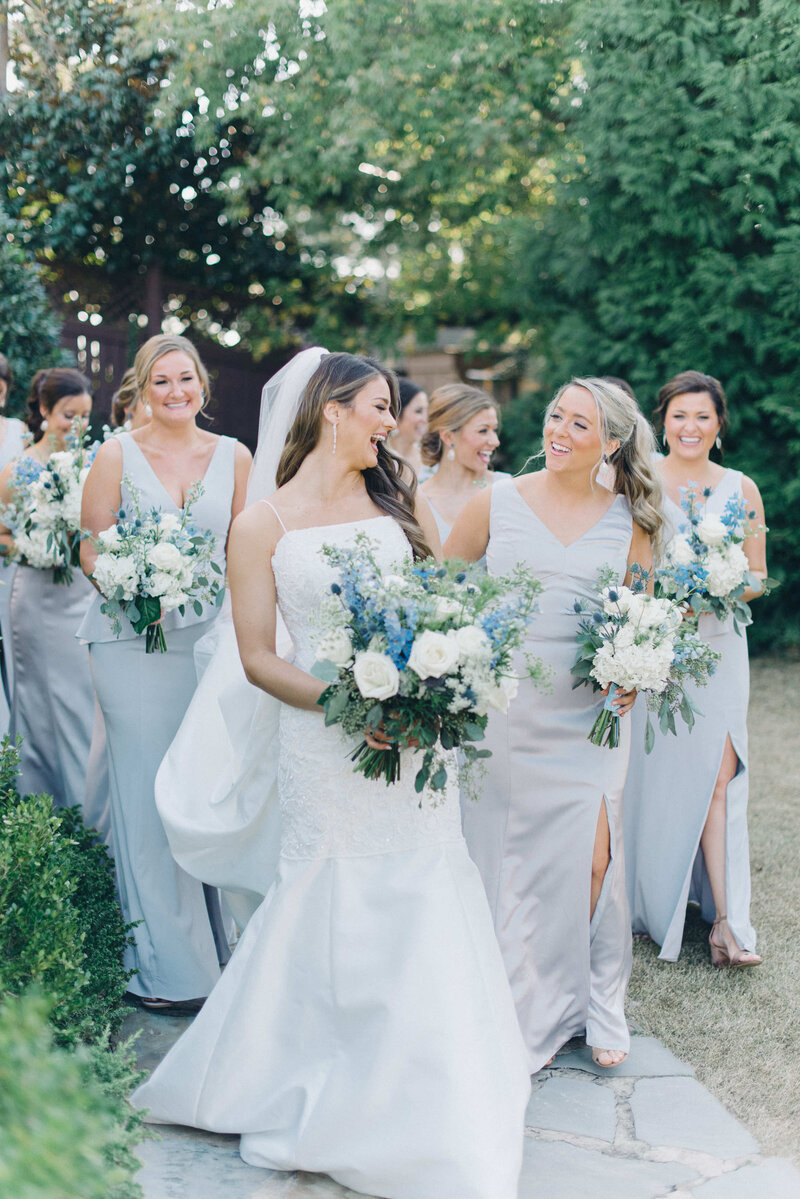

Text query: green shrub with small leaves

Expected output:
[0,738,134,1044]
[0,992,145,1199]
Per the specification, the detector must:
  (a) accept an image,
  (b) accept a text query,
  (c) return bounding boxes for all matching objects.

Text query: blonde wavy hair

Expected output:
[421,382,498,468]
[133,334,211,408]
[548,377,664,552]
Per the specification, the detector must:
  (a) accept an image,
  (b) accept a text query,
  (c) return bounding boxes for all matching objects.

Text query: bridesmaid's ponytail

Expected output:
[559,378,665,553]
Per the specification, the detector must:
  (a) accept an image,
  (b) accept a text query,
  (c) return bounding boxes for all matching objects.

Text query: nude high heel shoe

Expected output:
[709,915,762,969]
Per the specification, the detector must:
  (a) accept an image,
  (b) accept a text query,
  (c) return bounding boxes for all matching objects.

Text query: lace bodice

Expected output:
[271,516,463,860]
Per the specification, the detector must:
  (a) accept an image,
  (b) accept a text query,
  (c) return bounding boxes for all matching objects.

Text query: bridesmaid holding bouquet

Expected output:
[80,334,251,1009]
[447,378,663,1070]
[624,370,768,967]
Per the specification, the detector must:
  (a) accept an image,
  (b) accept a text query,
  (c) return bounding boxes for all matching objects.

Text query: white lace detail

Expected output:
[272,518,463,860]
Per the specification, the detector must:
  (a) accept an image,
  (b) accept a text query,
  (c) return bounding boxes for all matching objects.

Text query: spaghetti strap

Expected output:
[261,499,288,533]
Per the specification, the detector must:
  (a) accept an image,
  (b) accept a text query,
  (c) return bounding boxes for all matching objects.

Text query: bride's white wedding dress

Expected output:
[132,515,530,1199]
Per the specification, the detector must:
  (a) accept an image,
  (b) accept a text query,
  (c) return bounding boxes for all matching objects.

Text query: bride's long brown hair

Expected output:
[276,353,432,560]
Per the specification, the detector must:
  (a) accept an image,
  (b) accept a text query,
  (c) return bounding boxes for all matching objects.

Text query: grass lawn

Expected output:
[627,656,800,1165]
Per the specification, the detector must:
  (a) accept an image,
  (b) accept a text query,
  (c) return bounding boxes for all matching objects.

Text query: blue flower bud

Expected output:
[607,588,619,602]
[703,487,712,498]
[330,583,341,595]
[455,572,466,583]
[118,509,126,519]
[593,611,605,624]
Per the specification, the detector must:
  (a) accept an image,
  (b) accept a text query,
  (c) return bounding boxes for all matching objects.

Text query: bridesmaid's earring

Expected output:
[715,435,722,450]
[41,418,48,431]
[145,404,153,418]
[662,430,667,448]
[446,445,455,462]
[332,423,338,455]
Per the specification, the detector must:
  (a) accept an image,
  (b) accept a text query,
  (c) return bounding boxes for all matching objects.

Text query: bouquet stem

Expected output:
[145,623,168,654]
[350,739,402,785]
[588,686,622,748]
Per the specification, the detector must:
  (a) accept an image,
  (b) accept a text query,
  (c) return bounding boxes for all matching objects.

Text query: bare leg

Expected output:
[590,801,627,1066]
[702,736,761,966]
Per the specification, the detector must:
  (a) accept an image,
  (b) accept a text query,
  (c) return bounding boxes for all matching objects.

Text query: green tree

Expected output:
[133,0,575,349]
[0,0,328,353]
[0,208,63,410]
[504,0,800,649]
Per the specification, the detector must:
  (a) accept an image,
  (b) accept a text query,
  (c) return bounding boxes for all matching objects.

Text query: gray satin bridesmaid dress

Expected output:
[0,417,28,734]
[462,477,635,1070]
[624,469,756,958]
[78,432,236,1000]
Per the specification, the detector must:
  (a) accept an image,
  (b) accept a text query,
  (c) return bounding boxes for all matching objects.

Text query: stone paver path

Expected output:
[126,1011,800,1199]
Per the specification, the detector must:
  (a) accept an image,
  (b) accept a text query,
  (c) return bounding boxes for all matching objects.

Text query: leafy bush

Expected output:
[0,209,64,412]
[0,992,145,1199]
[0,738,134,1045]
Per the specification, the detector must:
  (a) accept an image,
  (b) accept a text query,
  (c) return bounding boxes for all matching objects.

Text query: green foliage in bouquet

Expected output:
[0,738,134,1046]
[0,992,145,1199]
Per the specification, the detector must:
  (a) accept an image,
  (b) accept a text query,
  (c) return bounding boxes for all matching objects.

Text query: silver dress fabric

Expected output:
[624,469,756,958]
[81,433,236,999]
[9,564,97,810]
[0,418,28,735]
[462,477,635,1069]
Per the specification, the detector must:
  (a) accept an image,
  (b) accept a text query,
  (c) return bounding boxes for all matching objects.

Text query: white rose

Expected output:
[352,651,400,700]
[696,513,727,548]
[668,534,696,567]
[316,627,354,667]
[432,595,462,622]
[147,569,176,598]
[453,623,491,659]
[704,544,748,597]
[146,541,185,573]
[407,629,460,679]
[487,673,520,713]
[158,513,181,536]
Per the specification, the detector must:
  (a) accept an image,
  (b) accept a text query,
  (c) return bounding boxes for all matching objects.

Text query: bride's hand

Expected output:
[601,684,637,715]
[364,715,421,751]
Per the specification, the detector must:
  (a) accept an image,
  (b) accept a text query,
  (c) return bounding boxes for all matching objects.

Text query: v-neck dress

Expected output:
[623,469,756,958]
[462,477,635,1068]
[78,432,236,1000]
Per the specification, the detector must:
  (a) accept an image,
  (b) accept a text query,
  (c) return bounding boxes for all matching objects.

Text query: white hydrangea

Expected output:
[695,513,727,548]
[591,637,675,694]
[704,544,749,597]
[158,513,181,537]
[15,528,61,569]
[316,627,354,667]
[93,553,139,601]
[97,525,122,549]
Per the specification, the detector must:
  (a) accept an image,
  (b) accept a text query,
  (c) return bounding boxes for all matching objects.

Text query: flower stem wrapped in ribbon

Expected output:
[657,484,778,633]
[312,533,545,792]
[572,565,721,751]
[89,477,224,653]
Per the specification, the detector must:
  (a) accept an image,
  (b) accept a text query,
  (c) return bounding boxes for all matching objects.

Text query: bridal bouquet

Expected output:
[1,424,97,584]
[571,567,720,751]
[90,478,223,653]
[657,485,773,632]
[313,534,543,793]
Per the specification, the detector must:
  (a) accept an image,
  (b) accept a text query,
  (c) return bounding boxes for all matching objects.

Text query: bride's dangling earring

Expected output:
[332,422,338,455]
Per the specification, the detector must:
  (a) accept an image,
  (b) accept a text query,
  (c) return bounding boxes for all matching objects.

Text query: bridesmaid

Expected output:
[389,377,428,479]
[0,368,97,808]
[420,383,502,541]
[624,370,767,967]
[0,353,28,734]
[110,367,150,432]
[446,378,663,1070]
[80,333,251,1009]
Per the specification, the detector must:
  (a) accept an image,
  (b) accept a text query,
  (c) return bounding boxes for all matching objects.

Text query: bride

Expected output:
[132,349,530,1199]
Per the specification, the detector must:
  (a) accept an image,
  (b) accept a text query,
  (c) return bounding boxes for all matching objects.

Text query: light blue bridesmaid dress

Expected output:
[78,432,236,1000]
[0,417,28,735]
[7,445,100,814]
[462,477,635,1070]
[623,469,756,958]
